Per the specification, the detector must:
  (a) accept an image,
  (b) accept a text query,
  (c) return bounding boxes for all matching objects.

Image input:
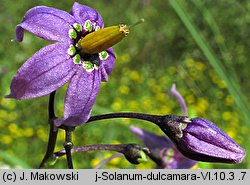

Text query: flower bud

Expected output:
[78,24,129,54]
[157,116,246,164]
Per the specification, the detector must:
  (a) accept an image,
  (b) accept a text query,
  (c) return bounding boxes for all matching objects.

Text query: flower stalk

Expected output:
[39,91,58,169]
[64,127,75,169]
[54,144,149,165]
[87,112,164,124]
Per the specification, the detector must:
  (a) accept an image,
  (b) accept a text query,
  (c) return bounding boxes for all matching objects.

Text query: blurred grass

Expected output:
[169,0,250,166]
[0,0,249,169]
[0,150,30,169]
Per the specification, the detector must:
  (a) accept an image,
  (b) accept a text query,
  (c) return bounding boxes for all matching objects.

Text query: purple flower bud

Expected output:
[158,116,246,164]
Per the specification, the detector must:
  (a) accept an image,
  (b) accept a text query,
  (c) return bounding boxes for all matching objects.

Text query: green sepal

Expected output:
[137,150,148,163]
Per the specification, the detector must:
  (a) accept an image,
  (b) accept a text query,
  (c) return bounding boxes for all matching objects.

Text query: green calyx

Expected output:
[137,150,148,163]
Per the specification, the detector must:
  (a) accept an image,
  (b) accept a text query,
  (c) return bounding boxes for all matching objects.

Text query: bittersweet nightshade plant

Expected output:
[6,2,125,127]
[130,126,196,169]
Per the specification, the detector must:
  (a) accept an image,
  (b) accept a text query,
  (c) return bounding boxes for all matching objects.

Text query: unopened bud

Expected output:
[157,116,246,164]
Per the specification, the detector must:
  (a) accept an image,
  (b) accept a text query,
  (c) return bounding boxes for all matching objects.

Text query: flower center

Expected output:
[67,21,110,72]
[66,19,144,72]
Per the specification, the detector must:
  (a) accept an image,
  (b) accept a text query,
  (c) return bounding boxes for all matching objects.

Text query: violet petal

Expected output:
[187,118,244,154]
[16,6,76,42]
[100,48,116,82]
[55,68,101,127]
[180,133,245,164]
[178,118,246,163]
[131,126,196,169]
[130,126,173,149]
[6,43,75,99]
[70,2,104,28]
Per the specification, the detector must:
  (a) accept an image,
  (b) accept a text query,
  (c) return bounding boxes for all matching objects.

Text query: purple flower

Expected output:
[158,116,246,164]
[130,126,197,169]
[6,3,115,127]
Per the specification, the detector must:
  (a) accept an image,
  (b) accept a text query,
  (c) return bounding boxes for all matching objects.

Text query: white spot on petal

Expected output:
[67,45,76,56]
[99,51,109,60]
[84,20,92,32]
[83,61,94,72]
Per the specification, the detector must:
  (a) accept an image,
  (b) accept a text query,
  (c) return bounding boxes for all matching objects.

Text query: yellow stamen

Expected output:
[78,19,144,54]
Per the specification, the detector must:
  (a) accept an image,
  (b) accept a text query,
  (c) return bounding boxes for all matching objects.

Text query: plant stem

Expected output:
[64,127,74,169]
[55,144,129,157]
[39,91,58,169]
[87,112,164,125]
[54,143,150,165]
[86,112,184,144]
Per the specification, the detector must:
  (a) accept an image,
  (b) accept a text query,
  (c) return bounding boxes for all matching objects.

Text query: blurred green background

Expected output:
[0,0,249,169]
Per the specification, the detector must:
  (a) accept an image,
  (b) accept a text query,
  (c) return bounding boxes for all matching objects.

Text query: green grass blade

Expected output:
[169,0,250,166]
[0,150,31,169]
[191,0,237,80]
[169,0,250,122]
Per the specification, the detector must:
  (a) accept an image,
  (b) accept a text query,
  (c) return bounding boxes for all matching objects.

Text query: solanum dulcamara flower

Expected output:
[7,2,130,127]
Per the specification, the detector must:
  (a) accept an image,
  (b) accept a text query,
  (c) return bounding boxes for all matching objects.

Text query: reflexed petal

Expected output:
[130,126,172,149]
[6,43,75,99]
[16,6,76,42]
[55,68,101,127]
[100,48,116,82]
[131,126,196,169]
[70,2,104,28]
